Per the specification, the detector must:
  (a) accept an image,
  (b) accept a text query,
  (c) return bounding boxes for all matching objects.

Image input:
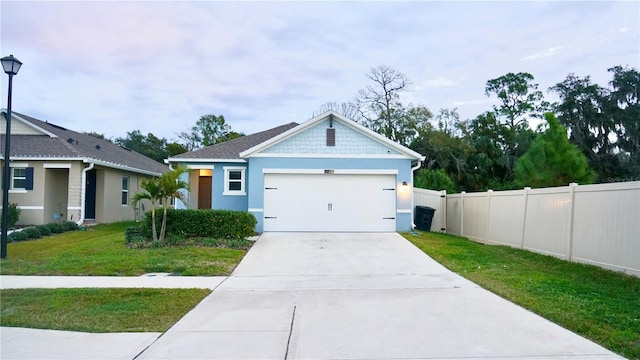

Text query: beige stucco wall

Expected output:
[94,167,150,223]
[0,160,155,225]
[0,160,86,225]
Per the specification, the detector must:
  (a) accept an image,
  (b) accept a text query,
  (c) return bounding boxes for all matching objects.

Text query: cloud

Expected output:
[520,45,572,61]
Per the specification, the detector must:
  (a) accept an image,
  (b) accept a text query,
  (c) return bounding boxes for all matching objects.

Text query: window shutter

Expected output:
[25,167,34,190]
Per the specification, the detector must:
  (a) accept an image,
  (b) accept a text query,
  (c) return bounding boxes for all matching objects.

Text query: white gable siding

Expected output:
[261,119,400,155]
[1,117,46,135]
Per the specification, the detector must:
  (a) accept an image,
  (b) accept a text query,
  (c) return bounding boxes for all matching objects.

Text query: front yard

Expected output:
[0,222,248,276]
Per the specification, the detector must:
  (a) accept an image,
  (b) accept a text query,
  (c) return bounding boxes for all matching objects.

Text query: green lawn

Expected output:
[0,288,211,332]
[403,231,640,360]
[0,222,249,276]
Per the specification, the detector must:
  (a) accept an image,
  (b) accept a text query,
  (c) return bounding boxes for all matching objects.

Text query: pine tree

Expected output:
[514,113,596,188]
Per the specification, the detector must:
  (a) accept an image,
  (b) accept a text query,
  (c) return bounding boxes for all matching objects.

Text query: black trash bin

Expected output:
[415,206,436,232]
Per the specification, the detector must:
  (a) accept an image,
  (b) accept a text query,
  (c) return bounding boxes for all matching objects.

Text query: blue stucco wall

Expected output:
[212,162,248,211]
[247,157,414,232]
[174,162,247,211]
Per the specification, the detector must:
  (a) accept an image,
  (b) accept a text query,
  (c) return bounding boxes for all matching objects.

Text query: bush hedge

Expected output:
[6,221,78,243]
[143,209,256,240]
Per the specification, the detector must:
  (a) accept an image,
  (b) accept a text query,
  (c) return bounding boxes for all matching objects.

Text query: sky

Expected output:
[1,1,638,142]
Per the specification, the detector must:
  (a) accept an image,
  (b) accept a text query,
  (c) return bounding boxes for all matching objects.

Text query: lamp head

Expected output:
[1,55,22,76]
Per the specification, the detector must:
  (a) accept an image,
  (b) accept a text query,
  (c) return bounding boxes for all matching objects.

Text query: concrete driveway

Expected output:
[138,232,624,360]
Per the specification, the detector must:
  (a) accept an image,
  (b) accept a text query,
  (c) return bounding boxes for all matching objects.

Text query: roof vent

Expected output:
[95,145,101,150]
[67,137,74,143]
[326,128,336,147]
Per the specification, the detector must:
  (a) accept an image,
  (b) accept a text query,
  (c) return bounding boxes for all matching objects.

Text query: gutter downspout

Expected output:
[77,162,95,226]
[410,160,423,229]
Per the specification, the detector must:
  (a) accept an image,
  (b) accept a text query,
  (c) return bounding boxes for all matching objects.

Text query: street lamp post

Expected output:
[1,54,22,259]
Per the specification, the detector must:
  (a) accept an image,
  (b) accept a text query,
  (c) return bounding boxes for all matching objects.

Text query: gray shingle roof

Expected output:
[170,122,299,160]
[1,111,169,175]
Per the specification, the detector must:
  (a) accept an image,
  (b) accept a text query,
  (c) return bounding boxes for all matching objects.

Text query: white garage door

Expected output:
[263,173,397,232]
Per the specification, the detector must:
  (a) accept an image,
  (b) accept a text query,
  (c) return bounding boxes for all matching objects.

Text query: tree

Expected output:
[608,66,640,180]
[115,130,168,163]
[157,166,189,242]
[131,177,163,242]
[514,113,595,188]
[354,65,431,146]
[84,132,112,142]
[450,72,547,190]
[550,72,624,182]
[409,108,472,187]
[179,114,242,150]
[165,142,188,157]
[414,169,457,193]
[313,101,360,120]
[485,72,549,128]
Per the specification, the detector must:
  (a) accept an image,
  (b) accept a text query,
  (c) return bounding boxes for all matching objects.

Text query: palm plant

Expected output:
[131,177,162,242]
[158,165,190,241]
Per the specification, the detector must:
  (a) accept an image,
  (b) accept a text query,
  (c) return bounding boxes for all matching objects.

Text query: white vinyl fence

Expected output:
[412,188,447,232]
[415,181,640,277]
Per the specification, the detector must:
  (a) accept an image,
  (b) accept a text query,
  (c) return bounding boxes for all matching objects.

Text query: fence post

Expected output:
[566,183,578,262]
[440,190,447,232]
[460,191,465,237]
[484,190,493,244]
[520,187,531,249]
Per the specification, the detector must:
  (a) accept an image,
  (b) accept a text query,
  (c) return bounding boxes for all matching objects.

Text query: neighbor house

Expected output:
[0,111,168,225]
[167,111,425,232]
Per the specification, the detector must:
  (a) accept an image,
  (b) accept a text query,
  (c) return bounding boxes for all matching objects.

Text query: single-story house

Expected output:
[0,110,168,225]
[168,111,425,232]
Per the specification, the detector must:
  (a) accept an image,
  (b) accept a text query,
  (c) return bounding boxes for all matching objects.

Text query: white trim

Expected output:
[43,163,72,169]
[67,206,82,210]
[248,153,412,159]
[185,164,215,170]
[397,209,412,214]
[263,168,324,174]
[84,158,163,177]
[248,208,264,213]
[0,157,163,176]
[240,111,424,161]
[8,189,27,194]
[9,162,28,168]
[168,158,246,163]
[17,205,45,210]
[223,166,246,196]
[262,168,398,175]
[223,191,247,196]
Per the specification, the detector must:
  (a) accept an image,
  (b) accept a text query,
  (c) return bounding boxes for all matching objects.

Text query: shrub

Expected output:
[7,230,27,242]
[7,203,20,228]
[35,225,52,236]
[46,223,64,234]
[61,221,79,231]
[22,227,42,240]
[143,209,256,240]
[125,226,146,248]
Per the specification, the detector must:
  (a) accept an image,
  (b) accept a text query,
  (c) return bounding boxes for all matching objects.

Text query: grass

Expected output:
[0,288,211,332]
[0,222,249,276]
[403,231,640,360]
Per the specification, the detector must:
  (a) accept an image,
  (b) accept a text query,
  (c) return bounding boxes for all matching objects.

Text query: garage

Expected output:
[263,173,397,232]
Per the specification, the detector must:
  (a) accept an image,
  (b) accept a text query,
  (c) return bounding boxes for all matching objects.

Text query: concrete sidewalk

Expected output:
[0,275,226,360]
[0,233,627,360]
[0,274,226,290]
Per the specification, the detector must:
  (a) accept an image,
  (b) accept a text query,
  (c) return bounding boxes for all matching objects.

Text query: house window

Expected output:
[10,166,33,191]
[12,168,26,189]
[223,167,246,195]
[121,176,129,205]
